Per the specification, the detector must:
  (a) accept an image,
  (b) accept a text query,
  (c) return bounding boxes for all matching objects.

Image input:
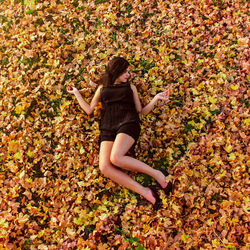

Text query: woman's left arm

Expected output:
[131,84,171,116]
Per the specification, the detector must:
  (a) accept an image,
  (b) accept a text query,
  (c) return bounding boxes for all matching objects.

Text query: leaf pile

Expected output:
[0,0,249,249]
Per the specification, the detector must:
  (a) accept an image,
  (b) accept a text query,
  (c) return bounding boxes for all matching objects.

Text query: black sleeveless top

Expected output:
[100,83,140,131]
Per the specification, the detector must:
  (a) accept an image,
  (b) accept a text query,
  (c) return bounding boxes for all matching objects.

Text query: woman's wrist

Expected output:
[74,90,80,96]
[153,95,159,102]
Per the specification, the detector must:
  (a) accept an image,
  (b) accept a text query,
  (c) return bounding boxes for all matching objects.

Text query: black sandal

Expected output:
[159,169,173,195]
[149,185,163,210]
[162,181,173,195]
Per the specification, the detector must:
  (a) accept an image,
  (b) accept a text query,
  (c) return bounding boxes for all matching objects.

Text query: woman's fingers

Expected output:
[161,84,173,98]
[157,92,169,100]
[67,86,77,93]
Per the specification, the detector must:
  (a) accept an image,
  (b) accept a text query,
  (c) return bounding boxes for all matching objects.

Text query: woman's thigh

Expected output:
[111,133,135,159]
[99,141,114,172]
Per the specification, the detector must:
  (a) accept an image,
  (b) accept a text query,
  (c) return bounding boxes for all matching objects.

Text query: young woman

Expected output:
[67,57,172,209]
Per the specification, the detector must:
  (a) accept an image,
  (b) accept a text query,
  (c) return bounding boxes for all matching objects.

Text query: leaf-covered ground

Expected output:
[0,0,249,249]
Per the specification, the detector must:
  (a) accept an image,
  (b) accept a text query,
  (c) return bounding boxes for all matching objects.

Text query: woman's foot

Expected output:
[142,187,162,210]
[155,170,173,195]
[143,187,156,204]
[155,170,168,188]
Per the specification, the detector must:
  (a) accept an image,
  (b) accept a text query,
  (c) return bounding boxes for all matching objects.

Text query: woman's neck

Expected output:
[114,80,122,85]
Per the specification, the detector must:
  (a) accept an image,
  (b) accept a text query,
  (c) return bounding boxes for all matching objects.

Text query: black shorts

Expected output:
[99,122,141,144]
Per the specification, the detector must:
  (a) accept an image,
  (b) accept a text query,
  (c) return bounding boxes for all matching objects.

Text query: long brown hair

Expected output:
[98,57,130,87]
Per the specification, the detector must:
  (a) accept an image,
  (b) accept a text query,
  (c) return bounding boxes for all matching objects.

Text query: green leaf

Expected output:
[95,0,109,4]
[128,237,139,243]
[135,244,145,250]
[184,123,195,133]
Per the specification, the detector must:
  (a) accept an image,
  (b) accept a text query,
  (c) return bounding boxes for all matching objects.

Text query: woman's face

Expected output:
[115,68,130,84]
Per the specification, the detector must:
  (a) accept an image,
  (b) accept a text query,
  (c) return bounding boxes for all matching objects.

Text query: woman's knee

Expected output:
[110,152,122,167]
[99,163,111,176]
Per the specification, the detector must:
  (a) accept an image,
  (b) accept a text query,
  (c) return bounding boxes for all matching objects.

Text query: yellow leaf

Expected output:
[219,215,227,226]
[75,196,82,204]
[98,53,106,59]
[0,218,8,228]
[209,96,217,104]
[243,118,250,126]
[55,153,61,160]
[26,202,32,210]
[99,213,108,220]
[66,227,76,236]
[77,54,85,60]
[224,144,232,153]
[228,153,236,160]
[53,59,60,67]
[220,73,227,79]
[8,140,20,152]
[74,217,84,225]
[27,116,34,122]
[30,235,38,240]
[207,219,214,226]
[149,75,156,81]
[178,77,184,84]
[34,139,40,145]
[191,88,199,95]
[89,67,95,74]
[231,97,236,106]
[8,162,18,173]
[26,178,33,183]
[232,218,239,226]
[181,234,190,242]
[60,100,71,111]
[164,25,171,31]
[158,45,166,52]
[15,105,24,115]
[80,146,85,154]
[38,229,45,238]
[24,0,36,5]
[104,13,116,21]
[165,55,170,63]
[172,203,181,213]
[179,91,184,96]
[14,152,22,160]
[212,238,221,248]
[18,214,29,224]
[27,150,34,158]
[237,37,248,47]
[77,181,86,187]
[219,169,226,178]
[198,82,205,89]
[19,170,25,179]
[231,84,239,90]
[243,204,249,214]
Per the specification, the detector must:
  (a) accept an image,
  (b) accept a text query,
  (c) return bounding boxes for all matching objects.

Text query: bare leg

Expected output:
[99,141,156,204]
[110,133,168,189]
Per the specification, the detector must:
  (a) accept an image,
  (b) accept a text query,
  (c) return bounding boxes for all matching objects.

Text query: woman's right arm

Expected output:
[67,85,102,115]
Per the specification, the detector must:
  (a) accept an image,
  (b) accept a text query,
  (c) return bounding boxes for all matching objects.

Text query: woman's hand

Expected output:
[155,84,172,101]
[67,86,79,95]
[140,84,172,115]
[156,90,170,101]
